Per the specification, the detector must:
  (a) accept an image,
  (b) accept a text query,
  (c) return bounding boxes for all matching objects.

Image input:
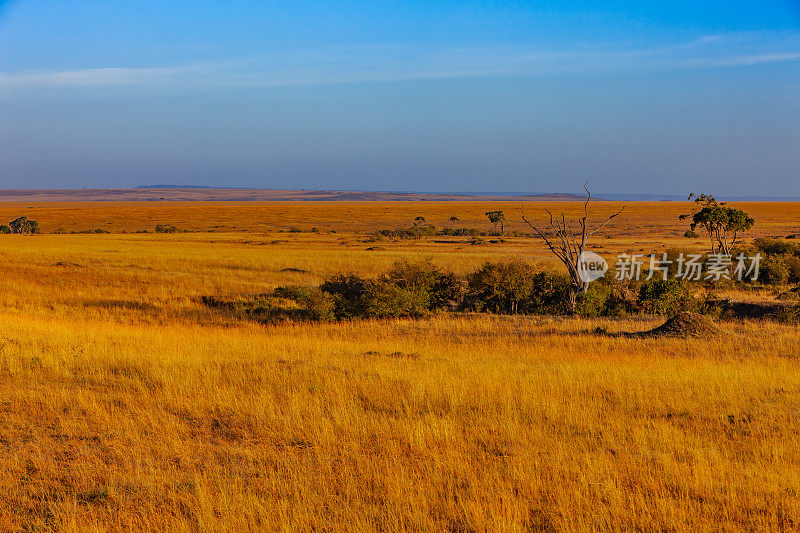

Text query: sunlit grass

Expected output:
[0,202,798,530]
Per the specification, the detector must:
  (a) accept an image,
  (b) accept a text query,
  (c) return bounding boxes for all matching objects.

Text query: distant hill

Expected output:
[0,188,590,202]
[136,184,215,189]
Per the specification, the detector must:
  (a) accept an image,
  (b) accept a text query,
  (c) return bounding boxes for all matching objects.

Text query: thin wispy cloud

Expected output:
[1,32,798,90]
[0,65,211,88]
[712,52,800,66]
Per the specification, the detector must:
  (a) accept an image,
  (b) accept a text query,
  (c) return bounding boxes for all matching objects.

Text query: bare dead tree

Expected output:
[521,182,624,314]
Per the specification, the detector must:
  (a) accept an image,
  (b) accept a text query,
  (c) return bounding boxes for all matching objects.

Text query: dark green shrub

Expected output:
[0,225,10,234]
[320,274,373,318]
[638,278,697,315]
[430,272,463,310]
[603,279,641,316]
[578,278,640,317]
[684,230,699,238]
[382,260,441,294]
[754,238,799,257]
[466,260,536,313]
[577,283,610,317]
[366,283,430,318]
[379,260,462,310]
[465,261,567,314]
[9,216,39,234]
[273,285,335,321]
[527,271,570,313]
[155,224,180,233]
[413,225,438,237]
[320,263,463,319]
[786,256,800,284]
[440,227,481,236]
[760,256,790,285]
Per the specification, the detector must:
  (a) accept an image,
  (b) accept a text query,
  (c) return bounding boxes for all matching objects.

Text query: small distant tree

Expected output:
[155,224,180,233]
[449,216,460,224]
[485,210,505,234]
[522,182,623,314]
[679,193,754,255]
[9,216,40,234]
[413,216,426,226]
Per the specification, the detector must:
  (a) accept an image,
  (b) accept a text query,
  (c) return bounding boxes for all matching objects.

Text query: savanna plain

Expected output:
[0,201,799,532]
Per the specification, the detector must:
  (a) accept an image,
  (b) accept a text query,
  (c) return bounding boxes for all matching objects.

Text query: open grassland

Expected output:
[1,313,799,531]
[1,200,799,236]
[0,201,799,531]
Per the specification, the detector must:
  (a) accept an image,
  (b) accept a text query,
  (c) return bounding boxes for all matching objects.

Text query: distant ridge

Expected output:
[136,184,215,189]
[596,193,800,202]
[0,188,795,202]
[0,188,590,202]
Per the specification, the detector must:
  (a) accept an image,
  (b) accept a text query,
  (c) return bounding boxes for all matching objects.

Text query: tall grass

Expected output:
[0,313,798,530]
[0,203,797,530]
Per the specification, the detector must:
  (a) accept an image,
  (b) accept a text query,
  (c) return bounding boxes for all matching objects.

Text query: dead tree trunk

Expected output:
[522,182,624,314]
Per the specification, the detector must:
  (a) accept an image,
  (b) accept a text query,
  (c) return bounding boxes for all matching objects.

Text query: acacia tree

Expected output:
[485,210,505,234]
[522,182,623,314]
[9,216,40,234]
[679,193,754,255]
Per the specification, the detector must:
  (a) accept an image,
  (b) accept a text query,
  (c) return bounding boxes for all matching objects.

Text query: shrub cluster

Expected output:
[371,224,535,241]
[261,259,704,322]
[319,260,460,318]
[0,216,40,234]
[735,238,800,285]
[155,224,182,233]
[464,261,568,314]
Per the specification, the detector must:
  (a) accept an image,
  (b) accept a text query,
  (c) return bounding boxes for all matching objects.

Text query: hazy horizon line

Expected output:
[0,185,797,202]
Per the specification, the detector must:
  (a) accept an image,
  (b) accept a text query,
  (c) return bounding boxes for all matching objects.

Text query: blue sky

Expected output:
[0,1,798,195]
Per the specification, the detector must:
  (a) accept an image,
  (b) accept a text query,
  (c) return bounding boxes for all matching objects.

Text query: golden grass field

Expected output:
[0,201,799,531]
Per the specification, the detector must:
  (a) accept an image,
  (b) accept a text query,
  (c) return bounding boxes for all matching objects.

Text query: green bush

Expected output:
[754,238,799,257]
[465,261,567,314]
[465,260,534,313]
[603,279,641,316]
[577,278,641,317]
[9,216,39,234]
[786,256,800,284]
[638,278,697,315]
[319,261,462,319]
[439,227,482,237]
[379,259,462,310]
[381,260,440,294]
[430,272,463,310]
[0,225,10,234]
[527,271,570,313]
[366,283,430,318]
[155,224,180,233]
[320,274,373,318]
[760,256,791,285]
[273,285,336,321]
[577,283,610,317]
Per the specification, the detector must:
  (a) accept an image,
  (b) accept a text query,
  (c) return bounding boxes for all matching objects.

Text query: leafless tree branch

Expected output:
[521,180,624,313]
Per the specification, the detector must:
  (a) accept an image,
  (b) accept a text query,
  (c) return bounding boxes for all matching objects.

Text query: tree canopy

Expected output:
[680,194,754,255]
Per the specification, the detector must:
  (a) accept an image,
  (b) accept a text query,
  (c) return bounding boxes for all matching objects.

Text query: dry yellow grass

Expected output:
[2,200,799,236]
[0,201,798,531]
